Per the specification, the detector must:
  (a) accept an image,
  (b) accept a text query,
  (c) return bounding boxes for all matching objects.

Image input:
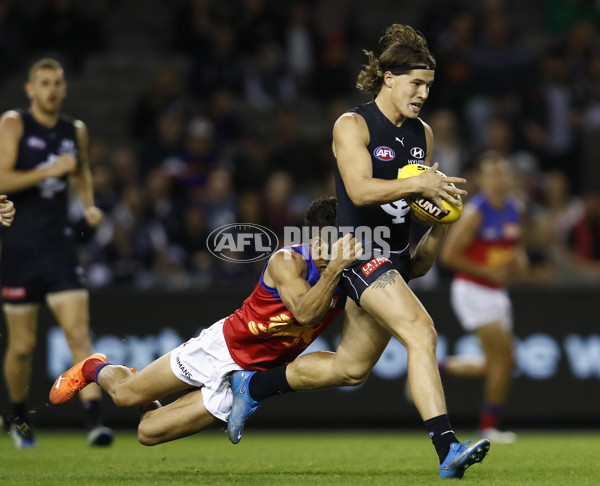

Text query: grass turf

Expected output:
[1,429,599,485]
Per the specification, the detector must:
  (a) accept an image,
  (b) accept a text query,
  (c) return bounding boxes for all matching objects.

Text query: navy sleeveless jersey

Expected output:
[333,101,428,253]
[2,110,79,246]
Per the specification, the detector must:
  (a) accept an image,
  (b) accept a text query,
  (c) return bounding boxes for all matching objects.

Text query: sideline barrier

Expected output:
[1,287,598,428]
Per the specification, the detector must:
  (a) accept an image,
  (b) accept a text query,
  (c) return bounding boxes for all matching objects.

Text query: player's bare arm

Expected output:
[407,224,449,280]
[0,194,15,227]
[0,111,77,194]
[502,206,532,284]
[71,120,103,228]
[265,234,362,327]
[333,114,465,207]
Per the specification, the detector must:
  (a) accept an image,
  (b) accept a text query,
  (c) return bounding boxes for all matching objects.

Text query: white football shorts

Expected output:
[450,278,513,332]
[169,318,242,422]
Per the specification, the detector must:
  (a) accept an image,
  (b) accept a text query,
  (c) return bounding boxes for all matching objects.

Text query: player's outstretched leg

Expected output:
[439,438,490,479]
[49,353,108,405]
[227,370,260,444]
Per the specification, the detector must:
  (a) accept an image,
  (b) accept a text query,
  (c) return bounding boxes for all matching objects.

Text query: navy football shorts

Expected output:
[340,251,411,305]
[1,242,85,304]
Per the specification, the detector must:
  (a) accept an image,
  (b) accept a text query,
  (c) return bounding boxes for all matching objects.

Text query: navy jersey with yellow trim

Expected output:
[333,101,427,253]
[2,110,79,245]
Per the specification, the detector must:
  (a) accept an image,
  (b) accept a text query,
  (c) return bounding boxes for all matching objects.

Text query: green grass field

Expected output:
[1,429,599,485]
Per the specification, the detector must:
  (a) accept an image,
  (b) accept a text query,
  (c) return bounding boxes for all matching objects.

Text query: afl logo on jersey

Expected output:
[26,136,47,150]
[374,146,395,161]
[410,147,425,159]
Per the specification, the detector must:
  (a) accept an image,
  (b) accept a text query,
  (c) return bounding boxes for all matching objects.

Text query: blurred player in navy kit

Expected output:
[440,152,526,444]
[0,58,112,448]
[229,24,490,479]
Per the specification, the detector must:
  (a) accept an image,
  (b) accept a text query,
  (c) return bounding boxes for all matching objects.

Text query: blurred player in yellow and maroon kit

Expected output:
[440,151,528,443]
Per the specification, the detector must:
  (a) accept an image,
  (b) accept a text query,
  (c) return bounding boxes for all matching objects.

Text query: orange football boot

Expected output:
[49,353,108,405]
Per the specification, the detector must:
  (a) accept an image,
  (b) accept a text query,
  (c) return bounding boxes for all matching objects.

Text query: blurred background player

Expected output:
[0,58,112,448]
[439,151,528,444]
[228,24,489,479]
[49,197,363,445]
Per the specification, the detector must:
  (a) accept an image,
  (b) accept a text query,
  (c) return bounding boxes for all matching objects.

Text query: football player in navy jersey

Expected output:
[0,58,112,448]
[229,24,490,479]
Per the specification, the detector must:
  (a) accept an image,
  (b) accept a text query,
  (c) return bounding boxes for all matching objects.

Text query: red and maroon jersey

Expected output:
[455,193,521,288]
[223,244,346,370]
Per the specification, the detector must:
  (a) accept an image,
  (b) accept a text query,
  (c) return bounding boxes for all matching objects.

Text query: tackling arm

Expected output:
[265,234,362,327]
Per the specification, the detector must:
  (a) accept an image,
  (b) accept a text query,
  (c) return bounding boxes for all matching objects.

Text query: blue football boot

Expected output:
[439,438,490,478]
[227,370,260,444]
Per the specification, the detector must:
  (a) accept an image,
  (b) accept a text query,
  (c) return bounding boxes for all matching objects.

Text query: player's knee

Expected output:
[491,339,515,371]
[405,316,437,352]
[7,340,36,360]
[334,366,370,387]
[137,424,159,446]
[64,330,92,352]
[502,347,516,372]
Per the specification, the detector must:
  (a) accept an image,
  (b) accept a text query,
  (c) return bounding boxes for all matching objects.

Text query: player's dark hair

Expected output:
[474,150,509,171]
[28,58,64,81]
[357,24,436,94]
[304,195,337,229]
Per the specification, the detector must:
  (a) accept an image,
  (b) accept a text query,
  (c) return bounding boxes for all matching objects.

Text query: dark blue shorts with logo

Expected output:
[1,242,85,304]
[340,251,411,305]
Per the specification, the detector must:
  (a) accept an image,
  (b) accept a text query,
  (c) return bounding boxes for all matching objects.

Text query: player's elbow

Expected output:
[408,259,431,280]
[347,189,371,207]
[294,313,319,328]
[292,306,323,328]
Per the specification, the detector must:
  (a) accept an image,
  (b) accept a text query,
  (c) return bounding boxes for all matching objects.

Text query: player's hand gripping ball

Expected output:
[398,163,462,224]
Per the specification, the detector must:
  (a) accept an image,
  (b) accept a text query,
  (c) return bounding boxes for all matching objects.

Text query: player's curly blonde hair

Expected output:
[356,24,436,94]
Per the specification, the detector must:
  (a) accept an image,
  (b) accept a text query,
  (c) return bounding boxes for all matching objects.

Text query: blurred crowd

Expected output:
[1,0,600,290]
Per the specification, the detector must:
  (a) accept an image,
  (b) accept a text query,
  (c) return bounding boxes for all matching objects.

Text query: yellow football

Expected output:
[397,163,462,224]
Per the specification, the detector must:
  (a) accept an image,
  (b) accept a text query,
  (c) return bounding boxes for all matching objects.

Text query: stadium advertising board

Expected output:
[1,288,598,429]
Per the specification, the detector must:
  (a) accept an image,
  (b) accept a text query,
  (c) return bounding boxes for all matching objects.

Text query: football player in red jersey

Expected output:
[439,152,527,443]
[49,196,363,444]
